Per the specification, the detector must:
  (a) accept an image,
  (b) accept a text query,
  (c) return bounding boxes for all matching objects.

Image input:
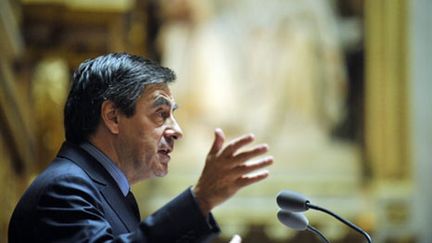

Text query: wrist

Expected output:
[192,186,212,216]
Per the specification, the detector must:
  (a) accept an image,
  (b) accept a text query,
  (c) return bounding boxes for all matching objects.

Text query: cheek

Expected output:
[136,117,161,140]
[134,132,160,160]
[137,130,159,147]
[147,127,165,143]
[130,118,165,154]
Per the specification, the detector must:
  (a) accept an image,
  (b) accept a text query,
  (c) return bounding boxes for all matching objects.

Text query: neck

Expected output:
[88,134,135,184]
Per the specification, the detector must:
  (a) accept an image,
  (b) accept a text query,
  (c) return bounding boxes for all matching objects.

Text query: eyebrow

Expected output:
[152,96,178,110]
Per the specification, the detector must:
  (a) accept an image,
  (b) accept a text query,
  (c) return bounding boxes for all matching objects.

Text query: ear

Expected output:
[100,100,120,135]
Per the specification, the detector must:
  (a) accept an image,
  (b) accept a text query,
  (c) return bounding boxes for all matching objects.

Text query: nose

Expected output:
[166,117,183,140]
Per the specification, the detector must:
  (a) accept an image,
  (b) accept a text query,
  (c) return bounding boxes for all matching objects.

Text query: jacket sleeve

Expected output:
[139,188,220,243]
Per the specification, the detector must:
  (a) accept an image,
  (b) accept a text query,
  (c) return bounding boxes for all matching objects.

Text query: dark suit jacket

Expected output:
[9,142,220,242]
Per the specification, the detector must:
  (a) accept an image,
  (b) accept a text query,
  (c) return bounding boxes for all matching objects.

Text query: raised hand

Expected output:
[193,128,273,215]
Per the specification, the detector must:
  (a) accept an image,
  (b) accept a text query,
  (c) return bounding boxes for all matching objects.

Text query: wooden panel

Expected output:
[364,0,411,180]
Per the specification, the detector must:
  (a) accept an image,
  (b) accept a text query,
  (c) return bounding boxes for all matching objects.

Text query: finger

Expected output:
[229,234,242,243]
[208,128,225,155]
[232,156,273,175]
[235,170,269,188]
[222,133,255,157]
[234,144,269,162]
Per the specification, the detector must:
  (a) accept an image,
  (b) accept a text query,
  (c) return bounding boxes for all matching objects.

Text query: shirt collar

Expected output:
[79,142,130,196]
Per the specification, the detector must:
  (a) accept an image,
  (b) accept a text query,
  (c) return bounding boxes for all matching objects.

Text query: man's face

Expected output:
[117,83,183,182]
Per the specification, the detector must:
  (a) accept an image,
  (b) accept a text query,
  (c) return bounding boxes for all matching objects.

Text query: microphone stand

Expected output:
[307,225,330,243]
[306,202,372,243]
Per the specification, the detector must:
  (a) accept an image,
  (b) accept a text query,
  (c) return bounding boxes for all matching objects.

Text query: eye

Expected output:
[154,109,170,124]
[159,111,169,119]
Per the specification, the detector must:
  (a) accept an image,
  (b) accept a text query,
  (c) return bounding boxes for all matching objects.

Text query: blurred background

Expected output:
[0,0,431,242]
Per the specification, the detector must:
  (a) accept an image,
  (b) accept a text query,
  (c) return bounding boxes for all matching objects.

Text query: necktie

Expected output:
[126,190,140,221]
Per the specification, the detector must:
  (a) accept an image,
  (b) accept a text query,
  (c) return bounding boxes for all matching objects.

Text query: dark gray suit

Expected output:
[9,142,219,242]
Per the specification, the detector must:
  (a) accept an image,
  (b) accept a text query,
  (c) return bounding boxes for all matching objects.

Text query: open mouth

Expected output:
[158,149,171,164]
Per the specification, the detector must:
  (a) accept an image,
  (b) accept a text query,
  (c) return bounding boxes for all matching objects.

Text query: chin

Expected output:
[153,170,168,177]
[151,160,169,177]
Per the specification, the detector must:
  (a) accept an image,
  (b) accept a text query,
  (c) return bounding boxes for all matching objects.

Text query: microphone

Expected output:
[277,210,329,243]
[277,210,308,230]
[276,190,310,212]
[277,190,372,243]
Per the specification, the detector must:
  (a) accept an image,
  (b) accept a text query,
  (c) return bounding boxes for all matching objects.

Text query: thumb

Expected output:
[229,234,241,243]
[208,128,225,155]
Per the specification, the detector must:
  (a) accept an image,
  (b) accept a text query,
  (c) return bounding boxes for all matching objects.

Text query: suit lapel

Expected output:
[57,142,140,232]
[100,186,140,229]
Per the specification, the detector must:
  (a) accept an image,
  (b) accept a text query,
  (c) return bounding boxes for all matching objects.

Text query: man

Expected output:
[8,53,273,242]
